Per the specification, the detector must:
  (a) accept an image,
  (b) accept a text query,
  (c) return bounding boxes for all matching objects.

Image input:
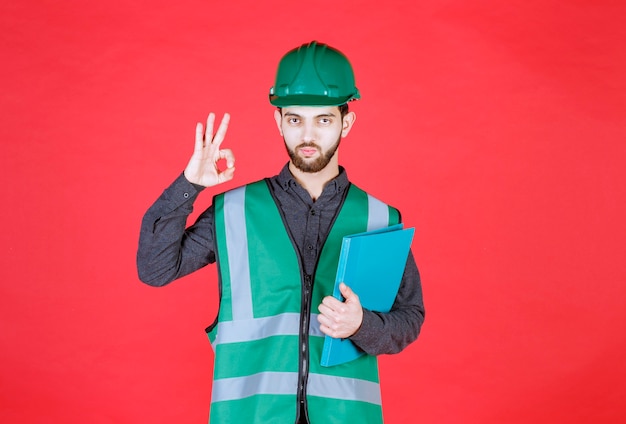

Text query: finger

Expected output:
[205,113,216,142]
[318,324,333,337]
[316,311,331,326]
[218,149,236,168]
[321,297,345,315]
[195,122,204,150]
[318,303,334,317]
[217,166,236,184]
[317,314,338,333]
[322,294,343,307]
[212,113,230,146]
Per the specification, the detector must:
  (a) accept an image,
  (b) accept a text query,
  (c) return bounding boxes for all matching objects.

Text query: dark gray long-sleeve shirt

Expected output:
[137,164,425,355]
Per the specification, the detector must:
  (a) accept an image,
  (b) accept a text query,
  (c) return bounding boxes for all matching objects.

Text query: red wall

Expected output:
[2,1,625,422]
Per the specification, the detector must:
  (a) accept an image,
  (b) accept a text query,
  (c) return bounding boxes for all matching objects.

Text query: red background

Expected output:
[2,1,625,423]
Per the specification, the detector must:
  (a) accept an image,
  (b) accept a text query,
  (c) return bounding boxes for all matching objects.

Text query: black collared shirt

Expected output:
[137,163,425,355]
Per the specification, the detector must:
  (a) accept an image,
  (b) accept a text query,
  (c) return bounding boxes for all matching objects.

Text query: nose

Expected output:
[302,121,315,143]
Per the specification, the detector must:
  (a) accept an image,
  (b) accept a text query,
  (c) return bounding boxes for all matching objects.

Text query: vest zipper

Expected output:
[297,273,313,423]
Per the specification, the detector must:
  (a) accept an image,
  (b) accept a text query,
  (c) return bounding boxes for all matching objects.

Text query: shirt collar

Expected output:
[276,163,349,194]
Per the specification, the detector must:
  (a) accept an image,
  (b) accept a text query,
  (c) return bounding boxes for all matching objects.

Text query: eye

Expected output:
[287,117,300,125]
[318,117,332,125]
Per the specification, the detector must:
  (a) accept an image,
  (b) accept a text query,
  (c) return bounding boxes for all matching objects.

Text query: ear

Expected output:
[273,109,283,136]
[341,111,356,138]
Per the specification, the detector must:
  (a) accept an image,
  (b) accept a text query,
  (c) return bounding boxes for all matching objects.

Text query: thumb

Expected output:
[339,283,357,302]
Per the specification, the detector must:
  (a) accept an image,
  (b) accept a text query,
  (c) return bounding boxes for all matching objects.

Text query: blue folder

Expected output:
[320,223,415,367]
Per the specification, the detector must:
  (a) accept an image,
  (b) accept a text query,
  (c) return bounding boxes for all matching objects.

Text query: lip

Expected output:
[299,147,318,157]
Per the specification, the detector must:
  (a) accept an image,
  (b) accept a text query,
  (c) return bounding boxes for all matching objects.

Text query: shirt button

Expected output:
[310,209,316,216]
[307,245,314,250]
[183,192,189,198]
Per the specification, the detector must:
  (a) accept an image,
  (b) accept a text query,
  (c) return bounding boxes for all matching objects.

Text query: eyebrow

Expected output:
[283,112,337,118]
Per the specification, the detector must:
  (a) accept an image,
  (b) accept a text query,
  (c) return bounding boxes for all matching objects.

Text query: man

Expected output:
[137,41,425,424]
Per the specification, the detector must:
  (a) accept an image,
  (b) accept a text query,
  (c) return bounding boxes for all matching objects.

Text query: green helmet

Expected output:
[269,41,361,107]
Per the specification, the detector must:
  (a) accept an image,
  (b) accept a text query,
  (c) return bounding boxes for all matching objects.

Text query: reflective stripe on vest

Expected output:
[212,371,381,405]
[367,194,389,231]
[209,180,398,424]
[210,312,323,348]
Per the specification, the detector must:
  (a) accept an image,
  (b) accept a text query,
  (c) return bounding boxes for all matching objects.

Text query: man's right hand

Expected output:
[183,113,236,187]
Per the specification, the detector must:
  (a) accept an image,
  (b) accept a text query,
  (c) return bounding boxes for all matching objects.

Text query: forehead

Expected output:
[281,105,340,117]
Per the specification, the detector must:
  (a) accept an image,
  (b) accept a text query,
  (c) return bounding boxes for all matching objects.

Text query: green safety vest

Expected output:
[207,180,400,423]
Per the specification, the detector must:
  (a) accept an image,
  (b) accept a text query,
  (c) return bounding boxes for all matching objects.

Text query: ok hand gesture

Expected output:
[184,113,235,187]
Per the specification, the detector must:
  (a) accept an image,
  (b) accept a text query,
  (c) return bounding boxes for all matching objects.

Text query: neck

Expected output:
[289,161,339,201]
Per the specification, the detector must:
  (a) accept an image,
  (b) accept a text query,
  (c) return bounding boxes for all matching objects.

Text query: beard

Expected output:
[285,135,341,173]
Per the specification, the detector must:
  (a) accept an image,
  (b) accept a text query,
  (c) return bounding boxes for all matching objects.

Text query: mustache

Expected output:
[295,142,322,150]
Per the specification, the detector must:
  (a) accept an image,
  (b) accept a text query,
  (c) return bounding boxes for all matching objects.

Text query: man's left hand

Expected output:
[317,283,363,339]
